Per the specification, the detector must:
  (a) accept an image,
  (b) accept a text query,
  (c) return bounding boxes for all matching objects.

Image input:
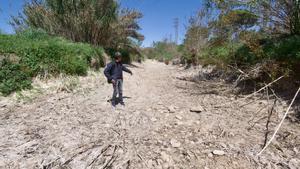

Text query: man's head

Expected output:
[114,52,122,62]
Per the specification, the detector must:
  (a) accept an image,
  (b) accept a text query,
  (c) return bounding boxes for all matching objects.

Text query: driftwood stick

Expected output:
[137,153,150,169]
[263,99,277,148]
[244,76,284,100]
[88,145,112,167]
[214,76,284,108]
[228,65,250,77]
[257,86,300,156]
[248,106,267,125]
[240,94,265,108]
[269,87,283,103]
[101,145,119,169]
[62,144,102,166]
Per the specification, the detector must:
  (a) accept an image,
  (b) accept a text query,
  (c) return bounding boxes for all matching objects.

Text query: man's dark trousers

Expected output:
[112,79,123,105]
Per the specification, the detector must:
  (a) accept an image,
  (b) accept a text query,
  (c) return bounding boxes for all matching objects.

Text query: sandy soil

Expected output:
[0,60,299,169]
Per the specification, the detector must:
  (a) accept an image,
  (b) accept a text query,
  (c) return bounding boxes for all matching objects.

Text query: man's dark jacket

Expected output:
[104,61,132,83]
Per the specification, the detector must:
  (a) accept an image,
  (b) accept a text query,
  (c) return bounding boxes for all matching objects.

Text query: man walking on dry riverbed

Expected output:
[104,52,133,107]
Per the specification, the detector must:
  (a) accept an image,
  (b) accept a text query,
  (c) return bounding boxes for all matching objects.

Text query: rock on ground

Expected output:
[190,106,205,113]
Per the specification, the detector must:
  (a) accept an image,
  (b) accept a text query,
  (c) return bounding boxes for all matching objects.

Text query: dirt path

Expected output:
[0,60,300,169]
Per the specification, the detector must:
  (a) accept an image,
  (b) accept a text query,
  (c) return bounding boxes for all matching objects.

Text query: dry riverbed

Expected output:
[0,60,299,169]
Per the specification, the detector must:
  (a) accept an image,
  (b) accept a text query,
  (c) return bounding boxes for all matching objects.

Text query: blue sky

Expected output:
[0,0,203,47]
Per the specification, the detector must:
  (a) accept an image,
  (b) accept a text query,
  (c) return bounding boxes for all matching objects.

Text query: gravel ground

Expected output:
[0,60,299,169]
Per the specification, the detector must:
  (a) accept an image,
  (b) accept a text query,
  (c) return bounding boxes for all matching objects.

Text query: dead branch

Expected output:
[233,74,243,88]
[248,106,267,125]
[244,76,284,100]
[248,116,268,130]
[228,65,250,78]
[214,76,284,108]
[88,145,112,167]
[62,143,103,166]
[269,87,283,103]
[42,157,61,169]
[263,99,277,148]
[257,86,300,156]
[101,145,119,169]
[240,94,265,107]
[137,153,150,169]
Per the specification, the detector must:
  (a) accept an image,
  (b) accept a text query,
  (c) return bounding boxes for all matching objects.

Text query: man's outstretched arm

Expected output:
[122,65,133,75]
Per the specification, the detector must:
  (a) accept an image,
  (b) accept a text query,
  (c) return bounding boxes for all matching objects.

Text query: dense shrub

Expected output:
[266,36,300,61]
[18,29,50,40]
[195,43,242,67]
[0,29,105,95]
[143,41,179,62]
[195,35,300,69]
[12,0,144,49]
[0,59,32,96]
[19,39,91,76]
[232,35,300,66]
[233,44,261,65]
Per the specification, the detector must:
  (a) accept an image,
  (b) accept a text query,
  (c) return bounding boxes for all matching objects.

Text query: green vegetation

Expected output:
[1,0,145,96]
[0,29,104,96]
[180,0,300,79]
[142,0,300,87]
[0,59,32,96]
[143,40,180,63]
[11,0,144,61]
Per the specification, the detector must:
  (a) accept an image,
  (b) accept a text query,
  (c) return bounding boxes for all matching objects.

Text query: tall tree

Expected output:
[184,10,209,52]
[258,0,300,35]
[10,0,144,48]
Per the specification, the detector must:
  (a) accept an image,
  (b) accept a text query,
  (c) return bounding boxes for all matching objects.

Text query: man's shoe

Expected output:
[120,102,125,106]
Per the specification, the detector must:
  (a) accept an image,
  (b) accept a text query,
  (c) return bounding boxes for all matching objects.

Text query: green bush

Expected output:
[233,45,258,65]
[0,29,105,95]
[232,35,300,65]
[19,39,90,76]
[268,36,300,61]
[144,41,179,62]
[18,28,50,40]
[0,59,32,96]
[196,43,243,67]
[197,35,300,68]
[59,55,87,76]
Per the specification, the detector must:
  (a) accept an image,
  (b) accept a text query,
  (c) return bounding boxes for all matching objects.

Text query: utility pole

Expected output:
[173,18,179,44]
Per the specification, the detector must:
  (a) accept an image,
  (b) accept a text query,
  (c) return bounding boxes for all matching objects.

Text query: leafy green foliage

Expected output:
[144,40,179,62]
[19,28,49,40]
[0,29,104,95]
[11,0,144,56]
[220,10,258,30]
[267,36,300,61]
[0,59,32,96]
[198,35,300,68]
[198,43,243,67]
[181,0,300,79]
